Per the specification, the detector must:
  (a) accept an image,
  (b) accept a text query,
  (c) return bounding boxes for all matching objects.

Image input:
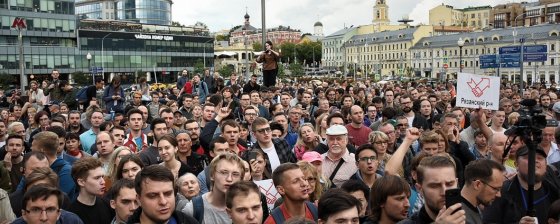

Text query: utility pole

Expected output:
[12,17,27,94]
[261,0,266,51]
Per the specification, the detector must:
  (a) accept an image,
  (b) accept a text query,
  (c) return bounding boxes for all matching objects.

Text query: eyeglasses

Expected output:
[306,177,317,183]
[25,207,59,216]
[480,180,502,193]
[255,127,272,134]
[359,156,378,162]
[217,170,242,179]
[374,141,388,145]
[245,113,257,117]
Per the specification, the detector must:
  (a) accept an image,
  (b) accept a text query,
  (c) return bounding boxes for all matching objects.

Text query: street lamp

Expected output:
[101,33,112,81]
[353,59,357,80]
[86,52,93,85]
[457,38,464,73]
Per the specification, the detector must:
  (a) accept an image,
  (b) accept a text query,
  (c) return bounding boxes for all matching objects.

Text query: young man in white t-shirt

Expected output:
[182,153,245,224]
[251,117,296,174]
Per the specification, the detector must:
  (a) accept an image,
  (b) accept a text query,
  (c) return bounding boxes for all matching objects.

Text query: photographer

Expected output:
[43,70,64,103]
[255,41,280,88]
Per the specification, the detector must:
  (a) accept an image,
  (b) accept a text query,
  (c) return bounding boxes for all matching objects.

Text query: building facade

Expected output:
[322,27,358,69]
[343,26,434,78]
[410,24,560,84]
[76,0,172,25]
[0,1,212,82]
[229,13,301,47]
[429,4,491,30]
[525,0,560,26]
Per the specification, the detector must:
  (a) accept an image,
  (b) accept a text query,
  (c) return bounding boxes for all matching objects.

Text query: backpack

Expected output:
[270,201,318,223]
[192,195,205,223]
[76,86,90,103]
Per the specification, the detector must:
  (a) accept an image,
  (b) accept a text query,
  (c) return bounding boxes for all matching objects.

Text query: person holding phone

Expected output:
[255,41,280,88]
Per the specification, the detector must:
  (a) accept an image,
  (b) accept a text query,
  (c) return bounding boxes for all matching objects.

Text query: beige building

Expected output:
[429,4,464,27]
[410,24,560,84]
[344,25,434,78]
[525,0,560,26]
[429,4,491,30]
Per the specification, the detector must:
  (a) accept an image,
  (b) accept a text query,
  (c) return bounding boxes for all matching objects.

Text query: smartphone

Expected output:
[445,188,462,209]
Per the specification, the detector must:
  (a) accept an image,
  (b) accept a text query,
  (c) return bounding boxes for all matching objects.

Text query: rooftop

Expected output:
[345,27,419,46]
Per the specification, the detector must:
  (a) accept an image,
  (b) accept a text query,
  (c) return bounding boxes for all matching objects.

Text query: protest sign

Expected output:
[254,179,280,212]
[456,72,500,110]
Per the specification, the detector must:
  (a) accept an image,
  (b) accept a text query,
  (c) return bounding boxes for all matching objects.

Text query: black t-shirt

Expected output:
[68,196,114,224]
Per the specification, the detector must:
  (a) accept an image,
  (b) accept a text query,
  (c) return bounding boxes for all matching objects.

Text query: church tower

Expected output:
[373,0,390,26]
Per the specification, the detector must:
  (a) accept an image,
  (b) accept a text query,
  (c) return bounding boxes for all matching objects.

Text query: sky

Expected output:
[172,0,528,36]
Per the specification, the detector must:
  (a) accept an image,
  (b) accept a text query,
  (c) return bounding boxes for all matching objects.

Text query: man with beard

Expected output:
[265,163,317,223]
[243,74,261,94]
[69,157,114,224]
[123,109,148,153]
[67,110,86,134]
[483,146,559,224]
[540,94,553,116]
[345,105,371,147]
[321,125,358,188]
[399,95,429,130]
[185,119,204,155]
[28,80,45,111]
[399,156,465,224]
[177,69,189,90]
[460,159,505,224]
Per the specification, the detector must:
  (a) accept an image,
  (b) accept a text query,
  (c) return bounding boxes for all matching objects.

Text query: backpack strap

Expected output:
[192,195,204,223]
[270,206,285,224]
[305,201,319,221]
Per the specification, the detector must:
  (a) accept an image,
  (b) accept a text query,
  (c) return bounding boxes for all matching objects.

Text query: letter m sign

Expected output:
[11,17,27,29]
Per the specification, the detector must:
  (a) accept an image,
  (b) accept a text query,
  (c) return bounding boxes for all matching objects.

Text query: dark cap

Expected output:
[516,145,547,158]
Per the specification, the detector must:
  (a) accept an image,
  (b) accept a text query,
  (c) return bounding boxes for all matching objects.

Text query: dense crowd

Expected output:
[0,67,559,224]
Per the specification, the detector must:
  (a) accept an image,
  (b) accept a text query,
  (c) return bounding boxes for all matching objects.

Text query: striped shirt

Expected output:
[321,150,358,187]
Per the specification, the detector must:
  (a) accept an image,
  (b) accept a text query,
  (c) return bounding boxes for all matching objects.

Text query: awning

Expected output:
[214,51,238,57]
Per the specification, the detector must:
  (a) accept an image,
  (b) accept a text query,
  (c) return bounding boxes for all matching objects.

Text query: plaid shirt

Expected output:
[253,138,296,175]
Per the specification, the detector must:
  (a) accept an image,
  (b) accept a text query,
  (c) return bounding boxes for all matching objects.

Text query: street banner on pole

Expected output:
[456,72,500,110]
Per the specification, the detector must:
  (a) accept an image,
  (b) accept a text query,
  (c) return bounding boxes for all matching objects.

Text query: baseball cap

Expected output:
[302,151,322,163]
[326,125,348,136]
[516,145,547,158]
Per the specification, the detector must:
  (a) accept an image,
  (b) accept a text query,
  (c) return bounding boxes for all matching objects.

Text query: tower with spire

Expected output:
[314,21,323,36]
[373,0,390,26]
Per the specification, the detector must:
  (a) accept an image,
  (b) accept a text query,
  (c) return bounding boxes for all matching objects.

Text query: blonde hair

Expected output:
[297,161,323,201]
[315,113,328,137]
[108,146,133,180]
[208,153,246,187]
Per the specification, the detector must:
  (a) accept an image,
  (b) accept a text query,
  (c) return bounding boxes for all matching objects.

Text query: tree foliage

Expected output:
[253,42,263,52]
[217,64,234,77]
[72,71,93,86]
[0,72,17,88]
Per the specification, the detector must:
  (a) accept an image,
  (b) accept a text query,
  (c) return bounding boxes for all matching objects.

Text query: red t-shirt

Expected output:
[264,203,315,224]
[345,124,372,147]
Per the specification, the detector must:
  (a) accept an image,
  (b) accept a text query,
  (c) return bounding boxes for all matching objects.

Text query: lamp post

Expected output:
[87,52,93,85]
[457,38,464,73]
[353,59,357,80]
[101,33,112,80]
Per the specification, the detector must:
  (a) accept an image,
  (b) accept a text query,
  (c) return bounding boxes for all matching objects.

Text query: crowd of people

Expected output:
[0,67,559,224]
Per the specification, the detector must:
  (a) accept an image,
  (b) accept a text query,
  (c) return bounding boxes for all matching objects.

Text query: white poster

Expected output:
[456,73,501,110]
[254,179,280,212]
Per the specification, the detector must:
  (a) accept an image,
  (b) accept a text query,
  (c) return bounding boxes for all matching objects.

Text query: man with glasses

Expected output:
[350,144,380,188]
[183,153,245,223]
[321,125,357,188]
[233,93,252,122]
[364,104,379,127]
[345,105,371,147]
[14,185,82,224]
[460,159,505,224]
[286,107,303,149]
[251,117,295,174]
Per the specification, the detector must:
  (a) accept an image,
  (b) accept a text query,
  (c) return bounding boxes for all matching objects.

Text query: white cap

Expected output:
[326,125,348,136]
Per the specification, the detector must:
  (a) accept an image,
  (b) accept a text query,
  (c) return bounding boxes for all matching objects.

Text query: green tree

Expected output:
[217,64,234,77]
[279,42,297,64]
[297,41,322,67]
[193,60,205,74]
[288,63,303,77]
[253,42,263,52]
[215,34,229,42]
[71,71,93,86]
[0,72,17,88]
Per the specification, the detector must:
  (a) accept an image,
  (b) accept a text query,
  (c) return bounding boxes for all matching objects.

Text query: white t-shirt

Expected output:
[262,145,281,172]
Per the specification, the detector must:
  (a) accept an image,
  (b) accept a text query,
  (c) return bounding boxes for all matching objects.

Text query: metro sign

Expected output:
[11,17,27,29]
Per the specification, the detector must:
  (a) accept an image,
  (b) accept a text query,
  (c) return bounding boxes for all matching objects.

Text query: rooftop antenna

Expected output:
[398,15,414,27]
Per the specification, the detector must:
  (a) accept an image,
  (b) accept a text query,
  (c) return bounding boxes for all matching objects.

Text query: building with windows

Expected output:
[410,24,560,84]
[343,26,434,78]
[429,4,491,30]
[76,0,172,25]
[229,13,301,47]
[525,0,560,26]
[0,0,212,83]
[322,27,358,69]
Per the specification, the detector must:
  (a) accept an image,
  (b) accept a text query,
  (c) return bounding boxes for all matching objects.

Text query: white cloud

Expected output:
[172,0,517,36]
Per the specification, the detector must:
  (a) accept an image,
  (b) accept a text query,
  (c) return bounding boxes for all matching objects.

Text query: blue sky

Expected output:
[172,0,526,35]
